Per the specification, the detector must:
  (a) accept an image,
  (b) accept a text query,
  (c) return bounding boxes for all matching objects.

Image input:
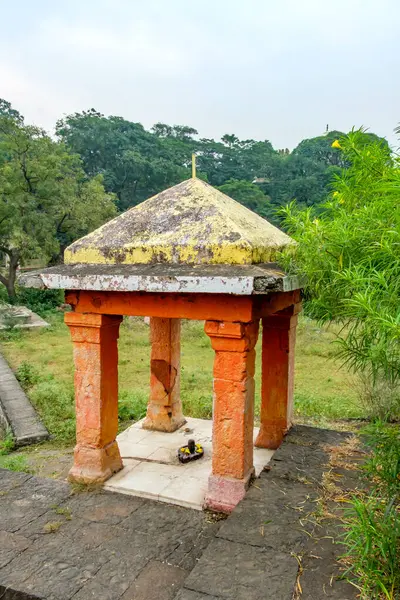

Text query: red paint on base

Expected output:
[204,471,254,513]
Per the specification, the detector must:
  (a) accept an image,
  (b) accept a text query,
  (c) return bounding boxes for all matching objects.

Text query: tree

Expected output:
[197,136,276,186]
[217,179,276,221]
[281,130,400,395]
[0,98,23,124]
[57,112,190,210]
[292,130,348,168]
[55,105,388,221]
[0,115,116,300]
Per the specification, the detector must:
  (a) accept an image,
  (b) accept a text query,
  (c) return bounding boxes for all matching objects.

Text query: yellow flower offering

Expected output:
[331,140,342,149]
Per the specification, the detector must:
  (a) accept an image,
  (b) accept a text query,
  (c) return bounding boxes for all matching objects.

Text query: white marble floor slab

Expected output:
[104,417,274,510]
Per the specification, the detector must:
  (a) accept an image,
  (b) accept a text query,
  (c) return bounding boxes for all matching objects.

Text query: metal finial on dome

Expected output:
[192,153,196,178]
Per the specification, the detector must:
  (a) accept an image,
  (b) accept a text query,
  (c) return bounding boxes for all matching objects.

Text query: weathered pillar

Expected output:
[204,320,259,513]
[65,312,123,484]
[143,317,185,432]
[255,304,301,450]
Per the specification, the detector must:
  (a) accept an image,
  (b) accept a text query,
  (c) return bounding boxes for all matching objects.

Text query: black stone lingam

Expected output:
[177,438,204,464]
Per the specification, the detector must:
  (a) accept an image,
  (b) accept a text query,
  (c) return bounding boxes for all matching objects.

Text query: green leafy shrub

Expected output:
[363,423,400,498]
[355,373,400,421]
[281,130,400,407]
[16,288,64,315]
[16,361,41,390]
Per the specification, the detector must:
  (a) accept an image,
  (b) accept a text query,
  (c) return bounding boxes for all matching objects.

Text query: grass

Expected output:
[0,454,32,473]
[0,312,361,447]
[0,429,15,455]
[342,495,400,599]
[341,423,400,599]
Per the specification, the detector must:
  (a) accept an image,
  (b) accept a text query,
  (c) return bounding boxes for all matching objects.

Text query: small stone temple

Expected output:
[21,176,302,513]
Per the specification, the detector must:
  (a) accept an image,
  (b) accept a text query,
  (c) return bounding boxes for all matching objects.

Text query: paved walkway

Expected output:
[0,353,49,446]
[0,426,362,599]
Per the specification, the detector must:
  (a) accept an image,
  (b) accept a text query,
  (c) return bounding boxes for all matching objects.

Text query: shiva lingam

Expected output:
[178,439,204,464]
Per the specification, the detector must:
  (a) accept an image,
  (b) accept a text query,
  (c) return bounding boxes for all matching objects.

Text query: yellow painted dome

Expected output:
[65,178,293,266]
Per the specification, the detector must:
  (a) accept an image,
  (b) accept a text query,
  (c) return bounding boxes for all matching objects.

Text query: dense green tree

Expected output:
[265,154,340,208]
[0,98,23,124]
[0,115,116,299]
[198,137,276,186]
[56,112,190,210]
[152,123,198,174]
[292,130,348,167]
[263,130,388,212]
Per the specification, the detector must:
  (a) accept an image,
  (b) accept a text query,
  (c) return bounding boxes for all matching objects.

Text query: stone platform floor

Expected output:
[0,426,361,600]
[104,417,274,509]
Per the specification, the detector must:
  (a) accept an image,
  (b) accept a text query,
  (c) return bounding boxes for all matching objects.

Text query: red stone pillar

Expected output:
[204,320,259,513]
[143,317,185,432]
[255,304,301,450]
[65,312,123,484]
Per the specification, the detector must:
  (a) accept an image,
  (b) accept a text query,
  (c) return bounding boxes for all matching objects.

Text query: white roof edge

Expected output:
[41,273,255,295]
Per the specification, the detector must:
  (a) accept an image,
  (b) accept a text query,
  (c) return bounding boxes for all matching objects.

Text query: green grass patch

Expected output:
[0,429,15,455]
[118,389,148,422]
[0,454,32,473]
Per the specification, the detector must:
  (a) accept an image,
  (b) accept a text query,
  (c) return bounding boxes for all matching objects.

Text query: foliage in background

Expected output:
[0,285,63,316]
[55,106,386,220]
[16,289,64,315]
[355,373,400,422]
[55,110,191,211]
[281,129,400,418]
[217,179,276,222]
[13,357,145,445]
[343,423,400,599]
[0,102,117,300]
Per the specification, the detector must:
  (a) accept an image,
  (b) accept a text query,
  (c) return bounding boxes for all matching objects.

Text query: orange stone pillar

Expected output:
[143,317,185,432]
[204,320,259,513]
[255,304,301,450]
[65,312,123,484]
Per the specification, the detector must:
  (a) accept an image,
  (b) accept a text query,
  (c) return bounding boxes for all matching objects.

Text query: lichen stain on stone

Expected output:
[64,178,293,266]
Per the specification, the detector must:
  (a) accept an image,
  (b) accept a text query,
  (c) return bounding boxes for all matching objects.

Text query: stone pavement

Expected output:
[0,426,362,599]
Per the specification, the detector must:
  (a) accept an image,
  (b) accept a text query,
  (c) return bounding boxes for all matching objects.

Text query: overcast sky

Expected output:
[1,0,399,149]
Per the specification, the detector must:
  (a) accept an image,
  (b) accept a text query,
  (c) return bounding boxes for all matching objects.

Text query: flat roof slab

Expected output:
[19,263,301,295]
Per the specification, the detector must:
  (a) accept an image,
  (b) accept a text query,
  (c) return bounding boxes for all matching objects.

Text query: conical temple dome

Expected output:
[65,178,293,266]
